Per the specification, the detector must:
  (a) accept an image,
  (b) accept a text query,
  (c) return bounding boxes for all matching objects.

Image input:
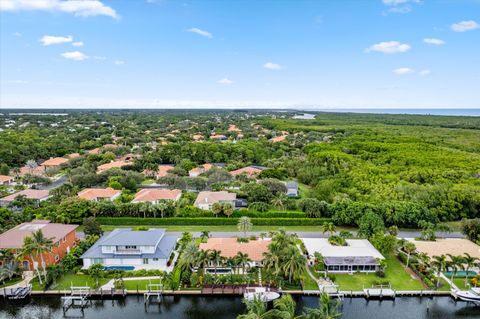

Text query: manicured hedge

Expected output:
[176,209,307,219]
[96,217,331,226]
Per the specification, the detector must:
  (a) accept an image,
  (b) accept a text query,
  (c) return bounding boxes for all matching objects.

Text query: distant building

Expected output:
[302,238,384,273]
[96,160,131,173]
[229,166,263,178]
[41,157,68,169]
[0,175,15,185]
[209,134,227,141]
[0,220,77,271]
[81,228,178,271]
[0,189,50,207]
[143,164,175,179]
[269,135,287,143]
[194,191,237,210]
[189,163,214,177]
[286,181,299,197]
[78,187,121,201]
[132,189,182,204]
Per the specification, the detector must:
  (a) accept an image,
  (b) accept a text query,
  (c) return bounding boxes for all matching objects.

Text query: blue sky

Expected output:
[0,0,479,109]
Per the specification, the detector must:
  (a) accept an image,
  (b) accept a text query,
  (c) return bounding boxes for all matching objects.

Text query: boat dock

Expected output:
[144,284,163,306]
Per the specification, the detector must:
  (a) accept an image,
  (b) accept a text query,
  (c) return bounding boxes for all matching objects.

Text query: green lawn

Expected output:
[333,255,424,291]
[31,273,109,291]
[451,277,478,290]
[302,270,319,290]
[297,183,312,198]
[123,278,163,290]
[0,277,23,288]
[98,224,354,233]
[141,179,156,186]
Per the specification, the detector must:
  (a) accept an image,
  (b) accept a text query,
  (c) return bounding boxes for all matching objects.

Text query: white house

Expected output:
[194,191,237,210]
[302,238,384,273]
[81,228,178,271]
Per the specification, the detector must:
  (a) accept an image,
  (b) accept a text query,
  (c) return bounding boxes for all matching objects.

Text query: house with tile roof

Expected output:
[0,189,51,207]
[194,191,236,210]
[229,166,263,178]
[199,237,271,272]
[41,157,68,169]
[132,189,182,204]
[143,164,175,179]
[0,175,15,185]
[81,228,178,271]
[0,220,77,271]
[78,187,121,201]
[189,163,214,177]
[96,160,131,173]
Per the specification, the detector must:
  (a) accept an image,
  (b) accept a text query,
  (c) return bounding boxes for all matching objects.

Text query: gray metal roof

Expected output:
[286,181,298,188]
[324,256,379,266]
[100,228,165,246]
[81,229,178,260]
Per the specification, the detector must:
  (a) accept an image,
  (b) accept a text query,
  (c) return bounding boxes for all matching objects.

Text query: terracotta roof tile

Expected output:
[199,238,271,262]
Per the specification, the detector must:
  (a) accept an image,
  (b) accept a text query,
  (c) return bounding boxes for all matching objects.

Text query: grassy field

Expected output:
[95,224,355,233]
[31,273,109,291]
[302,269,319,290]
[333,255,424,291]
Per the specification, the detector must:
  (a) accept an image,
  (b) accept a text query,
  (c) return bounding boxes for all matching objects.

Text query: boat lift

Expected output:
[144,283,164,306]
[62,284,92,315]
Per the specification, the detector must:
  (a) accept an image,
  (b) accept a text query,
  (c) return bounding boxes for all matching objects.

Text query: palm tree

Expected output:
[212,202,223,217]
[270,294,296,318]
[234,252,252,275]
[237,297,268,319]
[322,222,336,237]
[195,250,210,275]
[447,254,465,284]
[402,241,416,268]
[283,249,306,283]
[259,232,267,240]
[0,249,15,265]
[271,194,288,211]
[200,231,211,242]
[301,293,342,319]
[179,242,199,271]
[222,203,233,217]
[237,216,253,238]
[431,255,448,288]
[209,249,223,275]
[31,230,53,283]
[263,251,281,278]
[20,236,43,285]
[463,253,479,287]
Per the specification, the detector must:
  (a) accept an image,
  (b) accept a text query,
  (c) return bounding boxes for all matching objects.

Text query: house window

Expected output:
[93,258,103,264]
[143,258,149,264]
[55,255,60,262]
[125,245,137,249]
[153,258,159,261]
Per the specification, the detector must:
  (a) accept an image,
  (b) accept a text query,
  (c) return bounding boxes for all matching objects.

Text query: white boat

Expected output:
[453,288,480,305]
[243,287,280,302]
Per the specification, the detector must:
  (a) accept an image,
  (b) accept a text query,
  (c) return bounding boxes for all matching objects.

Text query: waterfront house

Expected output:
[0,189,51,207]
[132,188,182,204]
[199,237,271,273]
[194,191,237,210]
[302,238,384,273]
[286,181,299,197]
[81,228,178,271]
[0,175,15,185]
[78,187,121,202]
[0,220,77,270]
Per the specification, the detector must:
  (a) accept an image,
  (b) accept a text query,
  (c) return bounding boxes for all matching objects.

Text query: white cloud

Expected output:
[382,0,422,14]
[263,62,282,70]
[419,69,431,76]
[451,20,479,32]
[40,35,73,46]
[365,41,411,54]
[94,56,106,60]
[186,28,212,38]
[13,32,22,36]
[218,78,233,85]
[0,0,118,19]
[114,60,125,65]
[72,41,84,47]
[61,51,88,61]
[393,67,415,75]
[423,38,445,45]
[382,0,409,5]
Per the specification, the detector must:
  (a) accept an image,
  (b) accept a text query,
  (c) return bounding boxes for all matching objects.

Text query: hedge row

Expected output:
[176,210,307,219]
[96,217,331,226]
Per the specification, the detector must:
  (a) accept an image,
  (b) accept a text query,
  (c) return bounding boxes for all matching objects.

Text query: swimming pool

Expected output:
[444,271,477,277]
[104,266,135,271]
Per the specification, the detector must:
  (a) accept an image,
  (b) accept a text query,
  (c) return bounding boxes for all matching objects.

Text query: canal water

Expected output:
[0,295,479,319]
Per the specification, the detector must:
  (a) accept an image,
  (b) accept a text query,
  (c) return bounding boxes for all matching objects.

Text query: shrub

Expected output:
[375,270,386,278]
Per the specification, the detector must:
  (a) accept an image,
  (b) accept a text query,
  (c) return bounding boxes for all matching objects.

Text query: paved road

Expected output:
[36,175,68,190]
